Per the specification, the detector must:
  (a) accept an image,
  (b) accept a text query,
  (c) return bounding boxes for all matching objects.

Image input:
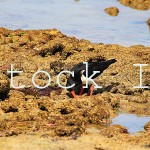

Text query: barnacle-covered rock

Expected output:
[0,73,10,100]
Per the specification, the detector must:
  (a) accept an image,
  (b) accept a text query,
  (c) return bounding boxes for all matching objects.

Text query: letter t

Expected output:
[7,64,25,89]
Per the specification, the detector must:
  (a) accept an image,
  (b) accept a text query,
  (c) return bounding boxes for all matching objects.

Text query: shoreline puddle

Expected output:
[112,113,150,134]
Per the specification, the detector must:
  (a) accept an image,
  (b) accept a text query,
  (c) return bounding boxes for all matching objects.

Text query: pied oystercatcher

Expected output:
[66,59,117,98]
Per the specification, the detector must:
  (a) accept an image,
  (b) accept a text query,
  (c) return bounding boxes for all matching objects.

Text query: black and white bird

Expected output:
[66,59,117,98]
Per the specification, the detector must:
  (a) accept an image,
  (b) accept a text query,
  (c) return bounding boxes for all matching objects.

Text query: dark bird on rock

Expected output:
[66,59,117,98]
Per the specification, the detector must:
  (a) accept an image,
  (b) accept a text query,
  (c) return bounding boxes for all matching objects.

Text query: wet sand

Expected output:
[0,133,150,150]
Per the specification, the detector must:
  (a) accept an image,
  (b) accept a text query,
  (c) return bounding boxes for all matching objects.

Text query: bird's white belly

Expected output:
[81,74,87,84]
[81,74,94,85]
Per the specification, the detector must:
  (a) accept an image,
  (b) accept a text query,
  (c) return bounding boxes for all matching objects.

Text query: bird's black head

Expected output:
[66,78,82,92]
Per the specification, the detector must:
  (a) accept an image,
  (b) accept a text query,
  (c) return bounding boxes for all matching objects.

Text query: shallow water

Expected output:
[112,113,150,134]
[0,0,150,46]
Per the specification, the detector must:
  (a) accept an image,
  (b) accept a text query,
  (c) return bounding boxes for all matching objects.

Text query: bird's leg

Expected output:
[90,85,94,96]
[79,84,84,96]
[71,90,78,98]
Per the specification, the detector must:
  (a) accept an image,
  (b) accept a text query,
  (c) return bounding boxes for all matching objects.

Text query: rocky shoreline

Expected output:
[0,27,150,149]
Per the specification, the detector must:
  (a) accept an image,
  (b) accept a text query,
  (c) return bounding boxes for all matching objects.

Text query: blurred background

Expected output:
[0,0,150,46]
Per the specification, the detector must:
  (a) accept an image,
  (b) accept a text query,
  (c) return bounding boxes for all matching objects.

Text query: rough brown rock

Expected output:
[0,73,10,100]
[104,7,119,16]
[118,0,150,10]
[101,124,129,137]
[144,121,150,131]
[0,28,150,142]
[147,18,150,29]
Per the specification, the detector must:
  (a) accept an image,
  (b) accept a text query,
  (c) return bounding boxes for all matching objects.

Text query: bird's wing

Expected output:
[86,62,102,78]
[83,59,116,79]
[70,59,116,80]
[71,62,86,79]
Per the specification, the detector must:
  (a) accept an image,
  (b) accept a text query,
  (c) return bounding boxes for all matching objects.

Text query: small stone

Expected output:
[104,7,119,16]
[144,121,150,132]
[147,18,150,30]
